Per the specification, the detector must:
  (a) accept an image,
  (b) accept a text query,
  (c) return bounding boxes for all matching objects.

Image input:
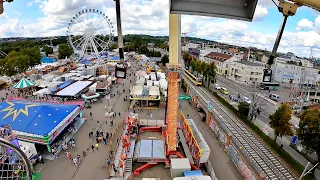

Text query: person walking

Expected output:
[76,154,81,164]
[107,159,111,166]
[95,143,99,150]
[38,154,44,165]
[66,151,72,160]
[91,144,95,152]
[72,158,78,166]
[82,149,87,157]
[103,136,107,145]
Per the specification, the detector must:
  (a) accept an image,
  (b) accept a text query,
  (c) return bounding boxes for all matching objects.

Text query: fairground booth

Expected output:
[129,86,160,109]
[0,98,85,153]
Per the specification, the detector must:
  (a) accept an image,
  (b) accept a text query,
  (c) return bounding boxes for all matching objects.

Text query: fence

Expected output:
[208,114,259,180]
[107,123,123,176]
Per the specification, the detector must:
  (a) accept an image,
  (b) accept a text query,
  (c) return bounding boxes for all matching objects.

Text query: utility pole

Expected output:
[309,46,313,59]
[115,0,124,62]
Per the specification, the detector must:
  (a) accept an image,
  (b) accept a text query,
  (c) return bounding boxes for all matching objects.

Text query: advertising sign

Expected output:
[180,111,202,167]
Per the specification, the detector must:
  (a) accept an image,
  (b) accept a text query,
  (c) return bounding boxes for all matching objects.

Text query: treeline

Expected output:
[0,48,41,76]
[183,52,216,87]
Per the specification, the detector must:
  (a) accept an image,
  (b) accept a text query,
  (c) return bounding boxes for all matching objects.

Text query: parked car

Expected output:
[220,87,229,95]
[243,97,251,104]
[229,95,238,102]
[269,93,280,101]
[214,84,221,90]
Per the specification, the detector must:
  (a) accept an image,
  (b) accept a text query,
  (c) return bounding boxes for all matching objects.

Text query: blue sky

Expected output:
[1,0,320,57]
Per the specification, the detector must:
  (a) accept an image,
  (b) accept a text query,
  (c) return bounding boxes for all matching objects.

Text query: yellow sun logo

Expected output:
[1,102,38,121]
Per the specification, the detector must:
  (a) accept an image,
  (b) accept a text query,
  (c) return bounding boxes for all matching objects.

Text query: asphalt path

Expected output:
[215,76,278,123]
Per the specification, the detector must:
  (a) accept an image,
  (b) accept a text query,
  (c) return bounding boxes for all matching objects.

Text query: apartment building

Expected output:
[199,47,245,61]
[272,58,318,85]
[229,61,264,83]
[204,52,238,75]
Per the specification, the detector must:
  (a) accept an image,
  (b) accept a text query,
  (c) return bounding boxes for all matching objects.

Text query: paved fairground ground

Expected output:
[0,59,243,180]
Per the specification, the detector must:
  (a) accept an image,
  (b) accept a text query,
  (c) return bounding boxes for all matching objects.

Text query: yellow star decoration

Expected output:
[1,102,38,121]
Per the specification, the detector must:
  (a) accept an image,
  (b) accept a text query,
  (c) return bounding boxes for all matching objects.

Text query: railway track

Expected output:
[182,75,295,180]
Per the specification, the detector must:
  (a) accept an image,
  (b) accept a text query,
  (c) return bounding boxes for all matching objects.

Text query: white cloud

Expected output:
[314,16,320,33]
[27,0,41,7]
[253,5,268,21]
[296,18,313,30]
[1,0,320,58]
[15,11,22,16]
[258,0,278,8]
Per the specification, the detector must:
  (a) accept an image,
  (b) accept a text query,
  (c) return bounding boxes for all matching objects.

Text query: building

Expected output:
[182,43,201,52]
[199,47,221,61]
[272,58,318,85]
[204,52,237,75]
[228,61,264,83]
[275,53,314,68]
[199,46,244,62]
[188,48,200,59]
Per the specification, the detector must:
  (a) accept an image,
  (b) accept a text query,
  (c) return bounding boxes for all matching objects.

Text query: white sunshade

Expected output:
[130,86,144,95]
[149,86,160,96]
[56,81,92,96]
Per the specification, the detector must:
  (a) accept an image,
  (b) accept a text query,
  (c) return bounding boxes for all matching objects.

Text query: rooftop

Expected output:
[205,52,233,62]
[236,61,264,67]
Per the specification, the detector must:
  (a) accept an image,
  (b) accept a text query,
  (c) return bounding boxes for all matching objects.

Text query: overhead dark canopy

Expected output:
[169,0,258,22]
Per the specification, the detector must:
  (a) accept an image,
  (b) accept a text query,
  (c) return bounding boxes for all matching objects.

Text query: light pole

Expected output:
[115,0,124,62]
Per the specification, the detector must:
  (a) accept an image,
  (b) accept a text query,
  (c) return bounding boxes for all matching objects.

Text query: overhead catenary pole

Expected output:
[115,0,124,63]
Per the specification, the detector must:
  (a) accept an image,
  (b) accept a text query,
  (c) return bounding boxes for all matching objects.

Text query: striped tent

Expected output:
[13,78,35,89]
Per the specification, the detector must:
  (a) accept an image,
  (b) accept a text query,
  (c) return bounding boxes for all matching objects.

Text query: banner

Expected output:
[180,111,202,167]
[228,145,256,180]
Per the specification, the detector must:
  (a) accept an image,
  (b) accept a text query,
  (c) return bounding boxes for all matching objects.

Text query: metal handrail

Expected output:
[0,138,33,180]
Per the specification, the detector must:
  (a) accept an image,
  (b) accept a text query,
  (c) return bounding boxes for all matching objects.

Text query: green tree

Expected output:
[195,60,202,76]
[190,59,196,72]
[20,47,41,66]
[183,52,192,68]
[58,44,73,59]
[139,45,149,55]
[42,45,53,56]
[0,59,6,76]
[207,62,216,87]
[124,43,135,52]
[238,102,250,117]
[111,43,119,49]
[269,104,293,142]
[199,61,207,76]
[161,55,169,66]
[296,109,320,174]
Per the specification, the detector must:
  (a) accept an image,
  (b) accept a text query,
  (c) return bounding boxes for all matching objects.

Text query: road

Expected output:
[183,75,296,180]
[215,76,277,123]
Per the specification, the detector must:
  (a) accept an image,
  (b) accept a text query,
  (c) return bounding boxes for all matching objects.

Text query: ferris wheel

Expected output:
[67,9,114,60]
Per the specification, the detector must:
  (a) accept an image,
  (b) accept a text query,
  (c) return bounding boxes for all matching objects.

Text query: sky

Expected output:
[0,0,320,57]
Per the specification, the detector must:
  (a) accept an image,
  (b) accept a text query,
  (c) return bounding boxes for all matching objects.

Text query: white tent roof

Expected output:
[56,81,91,96]
[130,86,144,95]
[149,86,160,96]
[89,82,97,92]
